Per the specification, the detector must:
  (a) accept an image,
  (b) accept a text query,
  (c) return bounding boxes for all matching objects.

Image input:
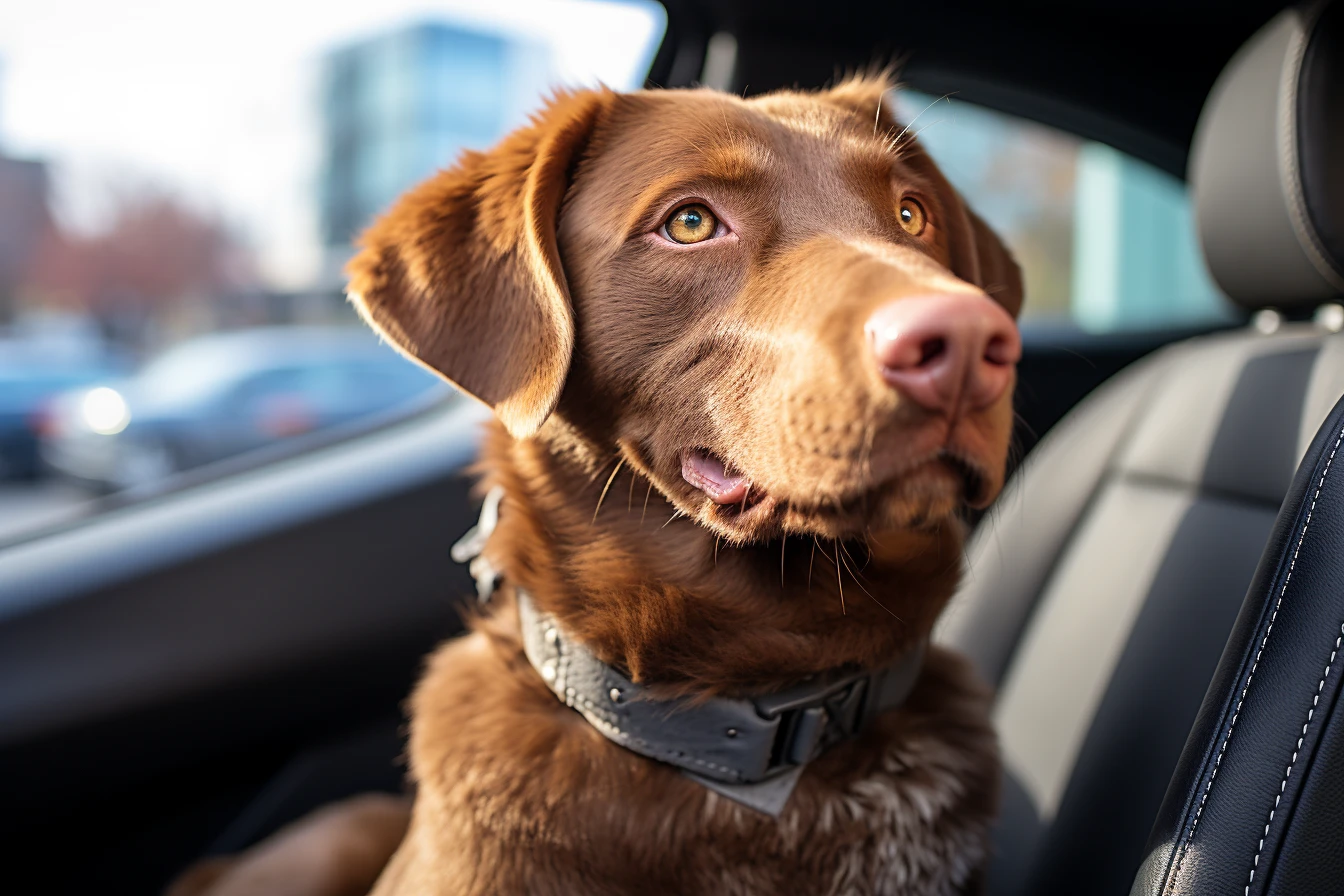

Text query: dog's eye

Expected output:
[899,198,927,236]
[664,204,719,244]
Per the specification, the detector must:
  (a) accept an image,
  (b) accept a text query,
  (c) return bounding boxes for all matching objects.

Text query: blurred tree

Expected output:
[25,185,257,351]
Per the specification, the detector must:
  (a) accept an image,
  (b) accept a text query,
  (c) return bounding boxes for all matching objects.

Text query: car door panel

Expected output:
[0,402,489,890]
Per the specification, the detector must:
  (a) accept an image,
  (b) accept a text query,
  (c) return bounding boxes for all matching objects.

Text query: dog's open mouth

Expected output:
[681,447,762,507]
[677,440,994,540]
[679,444,990,537]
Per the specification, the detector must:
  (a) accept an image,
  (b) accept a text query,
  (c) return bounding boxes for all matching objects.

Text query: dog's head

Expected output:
[349,75,1022,546]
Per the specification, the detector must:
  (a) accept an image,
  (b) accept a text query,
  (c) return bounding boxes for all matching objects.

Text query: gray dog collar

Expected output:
[518,591,925,815]
[455,486,927,816]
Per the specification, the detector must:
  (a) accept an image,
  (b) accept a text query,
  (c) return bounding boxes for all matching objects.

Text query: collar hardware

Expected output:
[454,484,926,816]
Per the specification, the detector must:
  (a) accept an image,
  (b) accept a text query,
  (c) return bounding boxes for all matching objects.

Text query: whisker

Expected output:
[833,541,846,615]
[872,83,897,135]
[1050,345,1097,369]
[838,537,857,568]
[641,480,654,526]
[780,537,787,588]
[808,538,817,592]
[592,458,625,524]
[837,544,878,602]
[627,468,637,512]
[888,91,955,151]
[812,536,835,566]
[862,586,903,621]
[838,537,870,577]
[892,118,946,158]
[661,509,685,529]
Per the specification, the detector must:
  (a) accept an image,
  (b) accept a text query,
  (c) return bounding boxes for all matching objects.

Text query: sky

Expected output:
[0,0,665,289]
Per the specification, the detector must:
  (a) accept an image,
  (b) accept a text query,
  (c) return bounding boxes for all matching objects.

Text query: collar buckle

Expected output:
[760,672,875,771]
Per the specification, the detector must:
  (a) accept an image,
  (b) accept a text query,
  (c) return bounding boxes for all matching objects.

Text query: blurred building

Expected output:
[0,154,52,327]
[897,91,1226,331]
[318,22,551,281]
[1070,144,1228,331]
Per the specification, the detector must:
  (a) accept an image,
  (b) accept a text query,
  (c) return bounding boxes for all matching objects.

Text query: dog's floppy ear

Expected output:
[957,207,1024,318]
[914,149,1025,318]
[347,88,614,438]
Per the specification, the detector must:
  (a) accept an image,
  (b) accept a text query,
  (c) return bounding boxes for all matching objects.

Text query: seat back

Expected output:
[943,328,1344,895]
[938,3,1344,893]
[1135,5,1344,892]
[1132,389,1344,895]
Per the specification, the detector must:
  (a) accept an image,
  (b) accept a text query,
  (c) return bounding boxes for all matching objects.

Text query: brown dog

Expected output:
[176,72,1023,896]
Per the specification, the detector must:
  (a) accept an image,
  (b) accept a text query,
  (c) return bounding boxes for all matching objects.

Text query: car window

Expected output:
[0,0,665,544]
[894,91,1235,332]
[134,340,258,407]
[341,359,445,404]
[230,359,432,412]
[228,368,321,410]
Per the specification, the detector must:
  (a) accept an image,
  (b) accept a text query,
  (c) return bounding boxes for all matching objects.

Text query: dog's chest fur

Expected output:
[373,609,999,896]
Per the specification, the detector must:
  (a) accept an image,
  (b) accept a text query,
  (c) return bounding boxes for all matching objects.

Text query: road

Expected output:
[0,481,97,544]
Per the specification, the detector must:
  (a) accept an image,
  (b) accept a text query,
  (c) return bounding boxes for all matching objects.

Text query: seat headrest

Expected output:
[1191,0,1344,310]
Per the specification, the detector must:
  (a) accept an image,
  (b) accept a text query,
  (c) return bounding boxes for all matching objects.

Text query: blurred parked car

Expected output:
[0,358,128,480]
[40,326,452,491]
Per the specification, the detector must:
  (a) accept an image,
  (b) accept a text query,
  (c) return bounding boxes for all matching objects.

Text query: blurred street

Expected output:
[0,481,91,542]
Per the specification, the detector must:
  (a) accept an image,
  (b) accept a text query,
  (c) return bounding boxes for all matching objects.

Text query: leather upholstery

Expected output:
[1299,0,1344,274]
[936,5,1344,892]
[1132,390,1344,896]
[1263,677,1344,895]
[939,326,1344,896]
[1191,1,1344,307]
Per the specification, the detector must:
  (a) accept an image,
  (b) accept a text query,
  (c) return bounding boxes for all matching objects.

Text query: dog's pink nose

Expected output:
[866,293,1020,413]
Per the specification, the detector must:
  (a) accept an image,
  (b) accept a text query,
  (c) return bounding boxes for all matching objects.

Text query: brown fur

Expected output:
[173,73,1021,895]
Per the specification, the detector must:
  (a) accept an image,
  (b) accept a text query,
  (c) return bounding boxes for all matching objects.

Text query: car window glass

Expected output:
[0,0,665,544]
[895,91,1235,331]
[135,340,256,406]
[341,360,441,404]
[228,368,311,409]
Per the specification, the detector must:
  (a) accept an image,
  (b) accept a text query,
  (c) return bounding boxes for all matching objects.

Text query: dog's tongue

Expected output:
[681,449,750,505]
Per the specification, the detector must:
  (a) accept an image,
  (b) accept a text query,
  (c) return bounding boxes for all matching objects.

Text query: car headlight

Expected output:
[82,387,131,435]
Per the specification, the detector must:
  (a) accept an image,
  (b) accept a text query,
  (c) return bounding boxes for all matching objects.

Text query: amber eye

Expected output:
[899,197,928,236]
[664,203,718,244]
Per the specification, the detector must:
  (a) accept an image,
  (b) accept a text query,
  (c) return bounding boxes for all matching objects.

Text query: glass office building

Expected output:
[319,22,550,259]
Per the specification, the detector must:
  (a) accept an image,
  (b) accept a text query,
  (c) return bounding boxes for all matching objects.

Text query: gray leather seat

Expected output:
[937,3,1344,893]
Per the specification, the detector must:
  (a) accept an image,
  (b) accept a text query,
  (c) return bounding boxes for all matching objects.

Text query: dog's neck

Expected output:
[477,420,963,698]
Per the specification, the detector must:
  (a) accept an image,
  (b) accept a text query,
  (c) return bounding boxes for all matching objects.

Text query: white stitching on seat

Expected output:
[1245,621,1343,895]
[1165,420,1344,894]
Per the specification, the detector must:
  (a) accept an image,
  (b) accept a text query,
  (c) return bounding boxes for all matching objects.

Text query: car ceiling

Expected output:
[652,0,1295,177]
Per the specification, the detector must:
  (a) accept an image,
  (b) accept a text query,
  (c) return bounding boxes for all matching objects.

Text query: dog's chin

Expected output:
[676,448,992,544]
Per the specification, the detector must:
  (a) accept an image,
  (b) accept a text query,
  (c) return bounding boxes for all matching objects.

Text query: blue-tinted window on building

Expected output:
[320,23,545,255]
[896,91,1234,331]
